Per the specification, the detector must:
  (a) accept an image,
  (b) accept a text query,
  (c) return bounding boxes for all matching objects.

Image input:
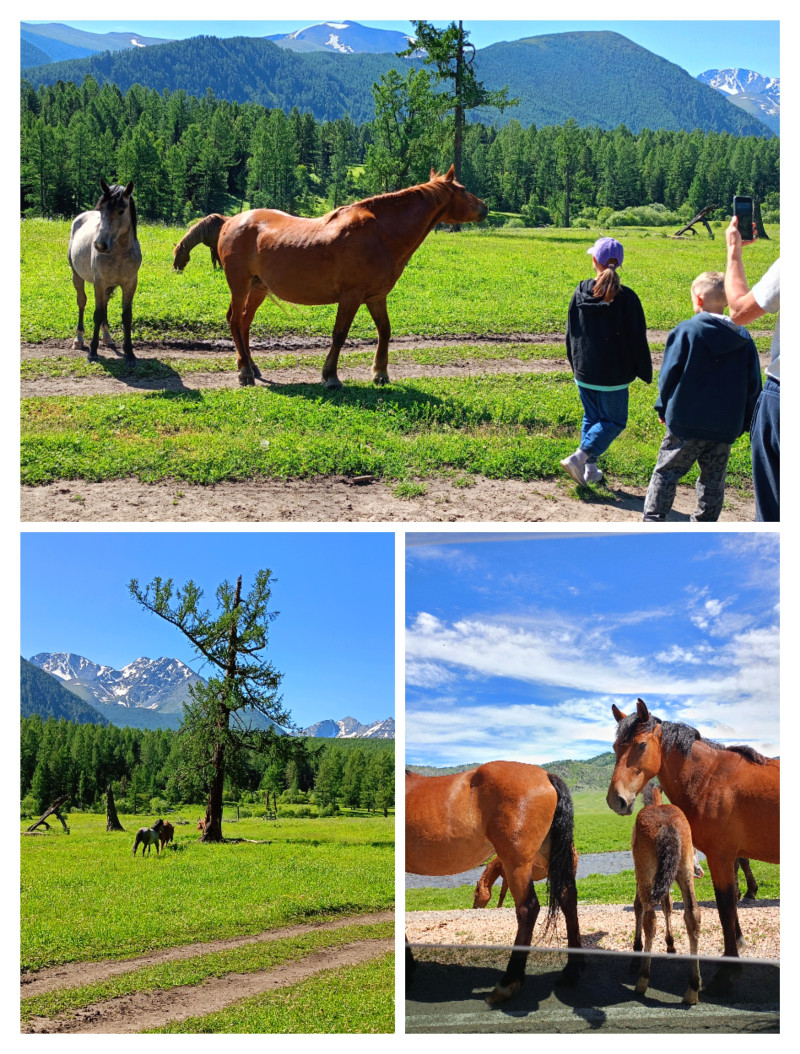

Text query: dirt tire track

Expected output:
[21,910,394,997]
[22,938,394,1034]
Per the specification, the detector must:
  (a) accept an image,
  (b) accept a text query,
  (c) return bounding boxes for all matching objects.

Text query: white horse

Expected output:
[133,818,165,856]
[68,179,142,365]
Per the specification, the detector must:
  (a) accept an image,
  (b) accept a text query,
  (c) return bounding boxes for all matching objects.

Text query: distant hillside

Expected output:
[20,21,172,68]
[406,752,617,791]
[21,30,773,135]
[20,656,108,725]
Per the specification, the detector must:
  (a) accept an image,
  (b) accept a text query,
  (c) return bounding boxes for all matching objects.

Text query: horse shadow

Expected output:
[87,352,194,395]
[254,378,448,414]
[405,947,779,1028]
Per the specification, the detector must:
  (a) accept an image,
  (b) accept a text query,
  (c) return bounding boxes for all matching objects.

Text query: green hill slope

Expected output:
[21,30,773,135]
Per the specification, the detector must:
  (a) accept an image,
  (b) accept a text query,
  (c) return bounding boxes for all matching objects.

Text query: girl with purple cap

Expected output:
[561,236,652,484]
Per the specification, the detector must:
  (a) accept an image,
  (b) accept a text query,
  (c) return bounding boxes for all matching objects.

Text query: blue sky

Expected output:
[23,15,780,78]
[405,532,779,767]
[20,531,395,730]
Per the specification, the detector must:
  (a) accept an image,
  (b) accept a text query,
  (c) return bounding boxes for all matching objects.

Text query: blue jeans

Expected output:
[577,385,629,460]
[750,376,779,522]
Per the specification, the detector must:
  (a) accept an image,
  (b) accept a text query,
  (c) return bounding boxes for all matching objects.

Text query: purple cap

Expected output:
[587,237,624,266]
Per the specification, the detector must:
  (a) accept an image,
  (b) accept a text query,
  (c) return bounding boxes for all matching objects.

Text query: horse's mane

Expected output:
[95,183,138,240]
[331,174,458,221]
[179,213,228,249]
[615,712,768,765]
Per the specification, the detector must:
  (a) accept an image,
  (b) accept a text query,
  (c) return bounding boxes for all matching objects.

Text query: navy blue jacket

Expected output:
[656,313,762,443]
[566,280,652,387]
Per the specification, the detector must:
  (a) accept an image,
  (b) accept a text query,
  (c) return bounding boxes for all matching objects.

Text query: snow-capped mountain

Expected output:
[29,652,203,713]
[697,68,779,133]
[301,716,395,739]
[266,20,414,55]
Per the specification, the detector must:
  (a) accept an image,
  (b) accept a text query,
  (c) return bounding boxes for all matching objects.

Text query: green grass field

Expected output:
[21,218,780,342]
[21,220,778,493]
[21,810,394,972]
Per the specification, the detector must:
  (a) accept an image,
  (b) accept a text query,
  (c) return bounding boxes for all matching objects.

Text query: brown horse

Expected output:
[406,763,583,1003]
[632,784,702,1004]
[607,699,779,961]
[173,214,228,271]
[159,821,175,849]
[217,166,488,388]
[473,843,580,909]
[473,855,509,909]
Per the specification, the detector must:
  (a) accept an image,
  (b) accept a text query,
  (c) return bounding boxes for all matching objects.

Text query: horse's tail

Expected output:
[544,772,577,935]
[132,831,141,856]
[173,214,228,271]
[652,825,681,902]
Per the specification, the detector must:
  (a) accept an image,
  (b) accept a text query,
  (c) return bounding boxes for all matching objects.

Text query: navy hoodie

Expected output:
[655,312,762,443]
[566,280,652,387]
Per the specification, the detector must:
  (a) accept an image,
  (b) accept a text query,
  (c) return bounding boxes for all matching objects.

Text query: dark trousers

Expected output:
[643,432,732,522]
[750,377,780,522]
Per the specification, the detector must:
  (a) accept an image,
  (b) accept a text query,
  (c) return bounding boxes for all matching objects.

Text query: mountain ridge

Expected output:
[20,30,774,136]
[25,651,393,737]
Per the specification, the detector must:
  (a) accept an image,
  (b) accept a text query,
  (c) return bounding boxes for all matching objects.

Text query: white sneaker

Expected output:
[560,451,588,484]
[583,462,604,484]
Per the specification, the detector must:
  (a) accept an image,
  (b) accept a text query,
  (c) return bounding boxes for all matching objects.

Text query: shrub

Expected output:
[21,795,38,819]
[504,217,524,229]
[319,804,340,817]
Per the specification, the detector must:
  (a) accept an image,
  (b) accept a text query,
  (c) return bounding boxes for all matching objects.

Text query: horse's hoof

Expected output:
[323,376,343,391]
[557,964,583,987]
[682,988,700,1006]
[485,979,520,1005]
[87,353,99,362]
[634,977,650,996]
[372,373,390,386]
[238,374,256,388]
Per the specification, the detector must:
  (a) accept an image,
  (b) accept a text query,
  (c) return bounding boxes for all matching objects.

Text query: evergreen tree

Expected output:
[129,571,289,842]
[400,20,517,181]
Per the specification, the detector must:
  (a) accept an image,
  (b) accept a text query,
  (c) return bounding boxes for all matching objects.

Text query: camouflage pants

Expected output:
[643,432,732,522]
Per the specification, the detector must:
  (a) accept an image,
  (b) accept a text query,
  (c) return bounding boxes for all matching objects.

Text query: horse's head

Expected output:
[153,818,164,831]
[431,165,488,225]
[94,179,136,253]
[173,242,190,271]
[606,699,664,816]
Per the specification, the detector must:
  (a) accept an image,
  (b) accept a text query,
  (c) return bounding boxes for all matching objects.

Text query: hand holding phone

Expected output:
[732,195,754,242]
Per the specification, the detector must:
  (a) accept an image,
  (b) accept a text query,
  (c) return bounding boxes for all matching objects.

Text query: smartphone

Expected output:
[733,195,754,241]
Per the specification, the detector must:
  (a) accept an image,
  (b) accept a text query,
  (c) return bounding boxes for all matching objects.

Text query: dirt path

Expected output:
[20,474,756,523]
[22,911,394,1034]
[20,336,763,523]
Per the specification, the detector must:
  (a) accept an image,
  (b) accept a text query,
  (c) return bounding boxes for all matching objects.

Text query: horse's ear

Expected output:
[636,698,650,721]
[611,704,626,724]
[124,181,135,196]
[444,164,456,181]
[99,177,110,195]
[429,167,438,180]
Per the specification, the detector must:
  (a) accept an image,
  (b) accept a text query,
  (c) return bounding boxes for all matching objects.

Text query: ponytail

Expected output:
[593,259,621,303]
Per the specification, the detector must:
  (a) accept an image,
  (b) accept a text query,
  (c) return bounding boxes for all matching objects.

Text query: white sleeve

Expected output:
[752,259,780,315]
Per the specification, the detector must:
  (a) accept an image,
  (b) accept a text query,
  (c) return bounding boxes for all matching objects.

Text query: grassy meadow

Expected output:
[21,218,779,342]
[21,220,779,493]
[21,810,394,973]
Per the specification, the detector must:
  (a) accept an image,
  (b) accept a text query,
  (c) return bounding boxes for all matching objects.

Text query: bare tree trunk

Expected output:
[105,783,125,832]
[200,575,243,843]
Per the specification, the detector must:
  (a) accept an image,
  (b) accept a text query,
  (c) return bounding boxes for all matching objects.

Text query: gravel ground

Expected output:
[406,901,780,960]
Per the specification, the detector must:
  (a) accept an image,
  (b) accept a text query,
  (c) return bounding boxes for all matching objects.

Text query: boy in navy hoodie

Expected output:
[643,271,761,521]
